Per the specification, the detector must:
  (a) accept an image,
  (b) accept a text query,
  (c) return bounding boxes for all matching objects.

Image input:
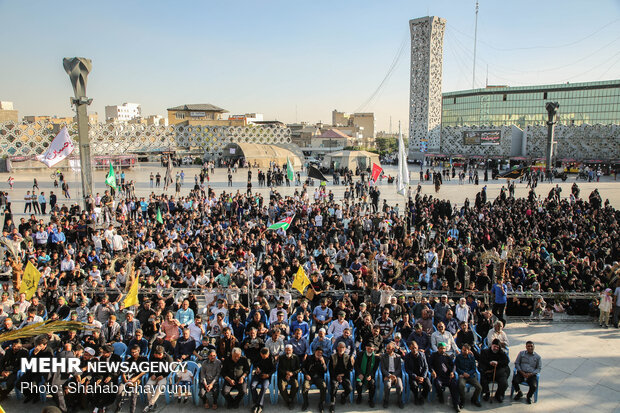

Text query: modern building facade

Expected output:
[442,80,620,129]
[408,16,446,157]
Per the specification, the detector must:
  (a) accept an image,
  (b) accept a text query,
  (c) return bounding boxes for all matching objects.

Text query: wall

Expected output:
[524,124,620,160]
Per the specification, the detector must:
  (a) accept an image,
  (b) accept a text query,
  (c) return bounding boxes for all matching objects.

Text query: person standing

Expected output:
[38,191,47,214]
[612,279,620,328]
[23,190,32,213]
[512,341,541,404]
[7,176,14,190]
[491,276,508,326]
[32,191,41,214]
[49,191,57,211]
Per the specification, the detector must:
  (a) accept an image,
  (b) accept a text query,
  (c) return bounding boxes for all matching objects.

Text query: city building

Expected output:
[105,102,142,122]
[313,128,357,150]
[228,113,264,125]
[0,101,18,123]
[144,115,168,126]
[288,122,321,148]
[332,110,375,141]
[23,115,73,124]
[442,80,620,129]
[167,104,244,127]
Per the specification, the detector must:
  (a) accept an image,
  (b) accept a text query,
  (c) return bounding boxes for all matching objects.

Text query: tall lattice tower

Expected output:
[409,16,446,158]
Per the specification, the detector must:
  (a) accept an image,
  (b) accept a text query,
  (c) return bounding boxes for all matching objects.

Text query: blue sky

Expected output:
[1,0,619,131]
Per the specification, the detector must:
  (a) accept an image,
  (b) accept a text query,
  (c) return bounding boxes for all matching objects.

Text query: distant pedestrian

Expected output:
[33,178,39,191]
[62,182,70,199]
[150,172,154,188]
[7,176,14,189]
[24,191,32,213]
[32,192,41,214]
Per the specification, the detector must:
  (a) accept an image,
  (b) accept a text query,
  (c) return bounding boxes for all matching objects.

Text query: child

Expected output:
[176,366,194,403]
[598,288,613,328]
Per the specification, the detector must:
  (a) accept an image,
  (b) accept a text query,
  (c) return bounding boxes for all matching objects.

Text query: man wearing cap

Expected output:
[270,311,290,339]
[301,348,327,412]
[278,344,301,409]
[479,339,510,403]
[380,342,404,409]
[328,342,353,412]
[269,300,288,324]
[311,328,333,359]
[121,310,141,343]
[200,349,222,410]
[327,311,349,340]
[404,341,431,405]
[150,332,174,356]
[144,345,173,412]
[354,343,379,407]
[429,342,461,412]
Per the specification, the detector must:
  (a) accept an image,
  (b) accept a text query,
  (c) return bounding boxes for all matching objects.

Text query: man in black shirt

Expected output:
[0,339,28,400]
[354,343,379,407]
[404,341,431,405]
[301,348,327,413]
[114,345,148,413]
[221,348,250,408]
[277,344,301,408]
[250,348,276,413]
[480,339,510,403]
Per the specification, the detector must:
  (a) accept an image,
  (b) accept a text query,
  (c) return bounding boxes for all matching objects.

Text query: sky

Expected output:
[1,0,619,132]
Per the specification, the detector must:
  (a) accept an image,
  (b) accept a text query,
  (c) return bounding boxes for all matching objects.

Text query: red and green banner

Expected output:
[267,215,294,231]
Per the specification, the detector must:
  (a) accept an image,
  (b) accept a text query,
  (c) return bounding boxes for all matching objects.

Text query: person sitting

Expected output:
[431,322,460,356]
[278,344,301,408]
[444,310,460,336]
[486,320,509,349]
[270,311,290,339]
[404,341,431,405]
[328,342,354,413]
[454,321,476,352]
[455,344,482,409]
[479,339,510,403]
[199,349,222,410]
[429,342,461,412]
[362,325,384,355]
[242,327,265,365]
[512,341,541,404]
[287,327,309,362]
[301,348,328,412]
[173,328,196,362]
[250,347,276,413]
[290,313,309,338]
[311,328,333,359]
[433,295,451,324]
[379,342,404,409]
[333,328,355,357]
[392,332,407,357]
[327,311,349,340]
[407,323,431,356]
[416,309,434,335]
[354,343,379,407]
[221,347,250,409]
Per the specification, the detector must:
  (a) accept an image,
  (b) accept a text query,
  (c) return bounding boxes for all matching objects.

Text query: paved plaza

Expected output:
[4,164,620,214]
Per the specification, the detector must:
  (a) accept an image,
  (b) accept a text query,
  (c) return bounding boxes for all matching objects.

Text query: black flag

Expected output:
[499,166,528,179]
[307,165,328,182]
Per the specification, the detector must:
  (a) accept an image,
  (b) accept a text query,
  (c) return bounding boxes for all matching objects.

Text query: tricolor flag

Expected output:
[371,163,383,182]
[267,215,294,231]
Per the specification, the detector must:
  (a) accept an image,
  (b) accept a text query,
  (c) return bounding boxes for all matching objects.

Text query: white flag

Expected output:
[36,127,75,167]
[397,126,409,196]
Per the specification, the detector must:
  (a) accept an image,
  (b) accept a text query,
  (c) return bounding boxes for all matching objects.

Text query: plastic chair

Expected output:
[510,368,539,402]
[275,370,303,404]
[113,342,127,358]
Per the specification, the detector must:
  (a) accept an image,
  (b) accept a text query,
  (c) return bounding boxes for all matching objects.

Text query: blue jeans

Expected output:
[251,377,270,407]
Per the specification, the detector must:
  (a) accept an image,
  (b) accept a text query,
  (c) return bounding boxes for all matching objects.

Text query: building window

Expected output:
[453,97,456,104]
[176,112,185,119]
[543,92,548,99]
[503,94,507,101]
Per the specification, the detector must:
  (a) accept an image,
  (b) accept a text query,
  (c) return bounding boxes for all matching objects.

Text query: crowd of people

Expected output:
[0,163,618,413]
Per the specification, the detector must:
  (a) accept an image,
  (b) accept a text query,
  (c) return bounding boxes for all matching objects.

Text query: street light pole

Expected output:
[63,57,93,207]
[545,102,560,176]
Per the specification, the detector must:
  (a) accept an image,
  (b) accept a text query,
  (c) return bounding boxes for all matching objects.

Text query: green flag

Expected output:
[286,157,294,181]
[156,207,163,224]
[105,162,117,189]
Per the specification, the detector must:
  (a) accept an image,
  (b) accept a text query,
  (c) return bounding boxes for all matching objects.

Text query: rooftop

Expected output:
[167,104,228,113]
